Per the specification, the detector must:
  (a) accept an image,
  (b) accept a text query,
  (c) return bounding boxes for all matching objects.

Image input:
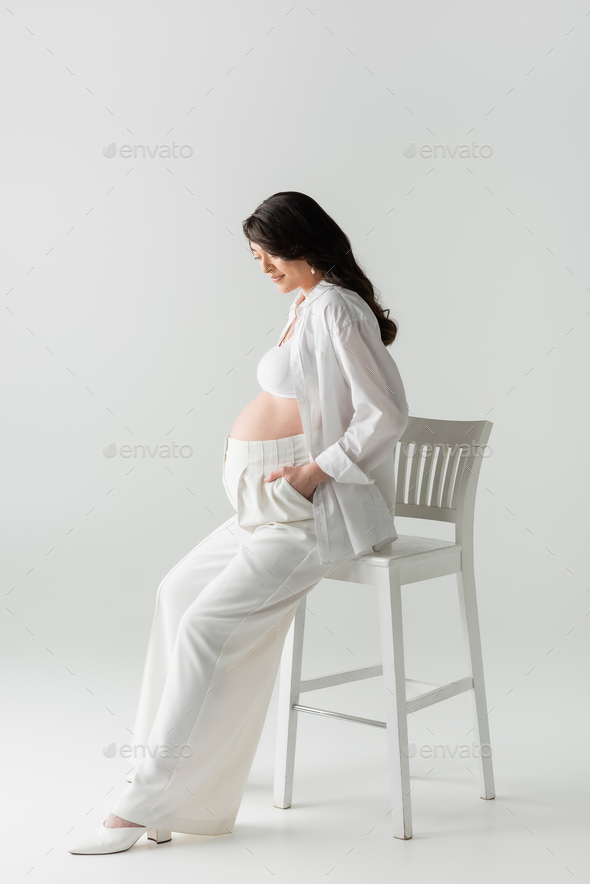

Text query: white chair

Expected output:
[273,416,496,839]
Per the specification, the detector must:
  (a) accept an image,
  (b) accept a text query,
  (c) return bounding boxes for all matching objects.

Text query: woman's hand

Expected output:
[265,461,330,502]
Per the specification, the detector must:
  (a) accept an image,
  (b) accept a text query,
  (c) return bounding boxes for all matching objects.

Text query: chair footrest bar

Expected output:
[406,677,474,714]
[300,665,383,693]
[293,677,474,726]
[292,704,386,728]
[300,667,444,694]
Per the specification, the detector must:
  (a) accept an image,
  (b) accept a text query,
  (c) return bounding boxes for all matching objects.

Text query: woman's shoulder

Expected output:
[318,284,376,330]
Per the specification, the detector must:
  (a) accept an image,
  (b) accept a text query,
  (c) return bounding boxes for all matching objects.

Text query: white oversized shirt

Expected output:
[282,279,409,564]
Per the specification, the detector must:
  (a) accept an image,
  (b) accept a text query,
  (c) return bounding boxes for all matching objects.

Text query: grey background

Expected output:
[2,1,589,880]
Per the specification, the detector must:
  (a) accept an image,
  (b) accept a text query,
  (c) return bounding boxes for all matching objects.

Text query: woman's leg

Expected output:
[110,515,339,836]
[128,512,247,758]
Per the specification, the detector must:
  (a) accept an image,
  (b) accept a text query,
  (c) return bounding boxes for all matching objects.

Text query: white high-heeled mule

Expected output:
[67,822,172,854]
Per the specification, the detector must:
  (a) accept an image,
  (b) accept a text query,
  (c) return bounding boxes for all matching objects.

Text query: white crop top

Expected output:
[256,336,296,399]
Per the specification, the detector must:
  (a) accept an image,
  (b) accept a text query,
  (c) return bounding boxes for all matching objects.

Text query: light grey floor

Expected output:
[6,599,588,884]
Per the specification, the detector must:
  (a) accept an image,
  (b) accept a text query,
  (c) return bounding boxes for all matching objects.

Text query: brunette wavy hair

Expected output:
[242,191,399,346]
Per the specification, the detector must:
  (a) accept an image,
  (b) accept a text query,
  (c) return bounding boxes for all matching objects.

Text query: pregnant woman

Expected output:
[68,191,409,855]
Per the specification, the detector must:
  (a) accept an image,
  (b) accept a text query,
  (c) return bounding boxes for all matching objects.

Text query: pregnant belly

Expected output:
[229,392,304,441]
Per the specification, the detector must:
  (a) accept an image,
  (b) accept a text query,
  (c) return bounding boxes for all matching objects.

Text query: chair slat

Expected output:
[441,446,462,508]
[418,441,438,506]
[396,439,411,505]
[450,446,471,509]
[431,443,449,508]
[407,441,423,505]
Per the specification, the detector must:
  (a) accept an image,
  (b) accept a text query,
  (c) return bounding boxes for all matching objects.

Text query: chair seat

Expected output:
[330,536,462,586]
[365,535,460,564]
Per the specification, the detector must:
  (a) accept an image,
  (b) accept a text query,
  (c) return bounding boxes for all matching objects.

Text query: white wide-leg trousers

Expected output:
[111,433,344,836]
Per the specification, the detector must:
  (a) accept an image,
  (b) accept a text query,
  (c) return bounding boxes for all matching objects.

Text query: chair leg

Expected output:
[456,563,496,800]
[377,568,413,839]
[273,598,306,809]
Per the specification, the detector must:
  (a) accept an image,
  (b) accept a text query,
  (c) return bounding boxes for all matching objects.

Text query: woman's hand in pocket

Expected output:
[265,462,329,502]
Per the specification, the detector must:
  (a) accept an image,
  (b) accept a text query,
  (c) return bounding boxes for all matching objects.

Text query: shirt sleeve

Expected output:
[314,318,409,485]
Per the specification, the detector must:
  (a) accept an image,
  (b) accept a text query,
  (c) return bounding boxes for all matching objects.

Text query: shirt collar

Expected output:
[291,279,335,316]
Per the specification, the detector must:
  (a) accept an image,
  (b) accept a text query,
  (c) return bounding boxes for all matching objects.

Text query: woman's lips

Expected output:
[271,274,284,282]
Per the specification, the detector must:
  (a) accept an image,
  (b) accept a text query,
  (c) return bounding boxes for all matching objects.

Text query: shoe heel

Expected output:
[147,828,172,844]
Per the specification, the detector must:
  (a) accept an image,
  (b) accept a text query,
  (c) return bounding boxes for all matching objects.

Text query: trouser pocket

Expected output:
[237,466,314,529]
[279,475,315,508]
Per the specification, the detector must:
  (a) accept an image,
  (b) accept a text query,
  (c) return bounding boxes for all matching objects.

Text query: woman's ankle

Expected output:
[104,812,144,828]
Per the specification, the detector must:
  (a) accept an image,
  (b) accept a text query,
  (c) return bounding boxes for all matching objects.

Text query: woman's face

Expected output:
[249,242,320,295]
